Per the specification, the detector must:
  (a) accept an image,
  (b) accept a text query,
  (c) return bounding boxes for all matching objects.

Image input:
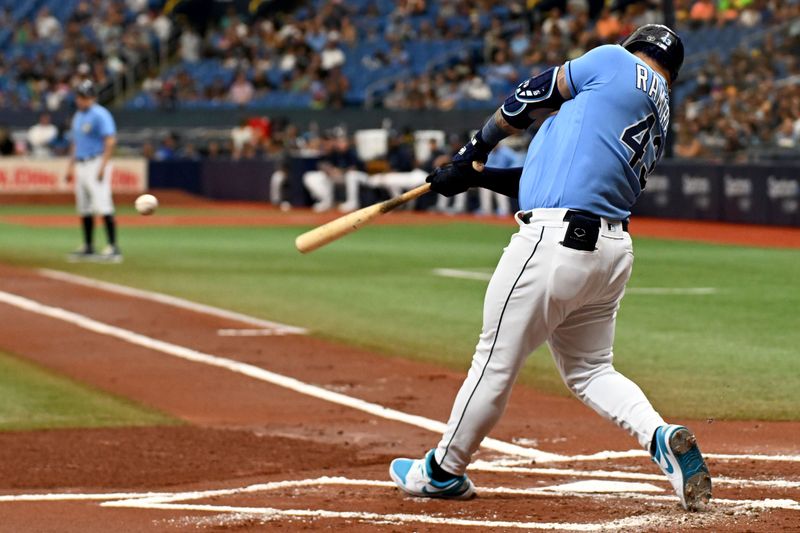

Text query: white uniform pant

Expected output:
[369,168,428,197]
[436,192,468,213]
[340,168,428,209]
[434,208,665,475]
[270,170,286,205]
[75,158,114,216]
[478,188,511,216]
[303,169,369,210]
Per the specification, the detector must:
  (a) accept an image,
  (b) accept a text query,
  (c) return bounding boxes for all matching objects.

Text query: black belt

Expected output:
[76,154,102,162]
[519,209,629,232]
[563,209,629,232]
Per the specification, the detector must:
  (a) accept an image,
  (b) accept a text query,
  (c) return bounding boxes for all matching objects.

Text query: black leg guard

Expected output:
[103,214,117,247]
[81,215,94,252]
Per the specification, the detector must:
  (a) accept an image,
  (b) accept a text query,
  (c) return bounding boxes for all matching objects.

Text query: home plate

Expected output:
[539,480,664,493]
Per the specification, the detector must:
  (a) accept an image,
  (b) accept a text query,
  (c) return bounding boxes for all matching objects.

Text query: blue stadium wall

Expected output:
[149,158,800,226]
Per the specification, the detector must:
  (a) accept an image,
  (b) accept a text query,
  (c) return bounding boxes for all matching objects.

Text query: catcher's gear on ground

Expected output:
[621,24,684,82]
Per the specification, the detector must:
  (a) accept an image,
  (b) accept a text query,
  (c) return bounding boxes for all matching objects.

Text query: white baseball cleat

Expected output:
[95,245,123,263]
[390,449,475,500]
[651,424,712,511]
[67,245,95,262]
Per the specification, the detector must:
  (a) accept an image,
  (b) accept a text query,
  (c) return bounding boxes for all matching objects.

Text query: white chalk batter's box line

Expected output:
[433,268,719,295]
[1,284,798,468]
[1,475,797,531]
[38,269,308,335]
[0,282,800,531]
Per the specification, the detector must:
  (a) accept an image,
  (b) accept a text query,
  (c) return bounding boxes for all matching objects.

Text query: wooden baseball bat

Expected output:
[295,182,432,253]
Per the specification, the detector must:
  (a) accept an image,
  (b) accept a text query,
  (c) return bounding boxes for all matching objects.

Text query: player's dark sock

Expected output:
[429,453,459,483]
[81,215,94,252]
[650,429,659,455]
[103,214,117,247]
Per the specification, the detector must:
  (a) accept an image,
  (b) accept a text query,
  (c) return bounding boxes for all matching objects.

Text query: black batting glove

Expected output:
[426,163,480,197]
[452,130,492,167]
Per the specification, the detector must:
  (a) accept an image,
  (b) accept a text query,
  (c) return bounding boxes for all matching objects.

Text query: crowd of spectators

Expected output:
[142,2,360,109]
[140,0,553,109]
[2,0,799,161]
[674,19,800,159]
[676,0,795,27]
[0,0,172,111]
[136,116,306,162]
[0,113,74,157]
[376,0,796,112]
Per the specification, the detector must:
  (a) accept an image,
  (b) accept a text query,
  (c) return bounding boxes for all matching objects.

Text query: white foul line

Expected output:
[1,287,797,466]
[432,268,717,295]
[0,492,172,503]
[0,289,561,463]
[38,269,307,335]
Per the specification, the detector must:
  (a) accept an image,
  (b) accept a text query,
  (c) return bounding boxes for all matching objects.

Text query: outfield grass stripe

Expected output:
[0,289,563,463]
[38,269,307,335]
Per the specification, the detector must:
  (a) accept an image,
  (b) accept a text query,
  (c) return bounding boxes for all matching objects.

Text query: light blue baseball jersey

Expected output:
[71,104,116,159]
[518,44,670,219]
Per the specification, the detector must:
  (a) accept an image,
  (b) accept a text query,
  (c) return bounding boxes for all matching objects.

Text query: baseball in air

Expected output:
[135,194,158,215]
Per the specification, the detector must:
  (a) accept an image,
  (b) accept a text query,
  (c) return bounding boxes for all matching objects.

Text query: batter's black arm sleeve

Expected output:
[473,166,523,199]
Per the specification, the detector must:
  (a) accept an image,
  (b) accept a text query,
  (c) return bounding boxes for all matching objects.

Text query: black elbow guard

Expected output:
[500,66,566,130]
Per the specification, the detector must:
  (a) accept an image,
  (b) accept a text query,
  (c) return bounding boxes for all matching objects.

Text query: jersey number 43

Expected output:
[620,113,663,190]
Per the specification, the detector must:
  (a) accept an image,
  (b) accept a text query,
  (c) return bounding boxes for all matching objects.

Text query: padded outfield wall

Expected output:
[147,158,800,227]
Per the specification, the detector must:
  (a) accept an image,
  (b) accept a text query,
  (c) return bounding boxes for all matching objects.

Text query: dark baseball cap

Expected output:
[75,79,96,97]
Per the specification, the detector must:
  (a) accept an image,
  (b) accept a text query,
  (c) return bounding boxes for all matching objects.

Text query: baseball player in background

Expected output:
[478,140,526,216]
[390,25,712,511]
[66,80,121,263]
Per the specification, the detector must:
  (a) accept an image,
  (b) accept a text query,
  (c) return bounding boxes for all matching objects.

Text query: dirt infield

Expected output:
[0,263,798,531]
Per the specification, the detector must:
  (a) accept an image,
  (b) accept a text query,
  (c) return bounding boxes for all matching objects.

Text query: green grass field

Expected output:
[1,210,798,421]
[0,350,175,431]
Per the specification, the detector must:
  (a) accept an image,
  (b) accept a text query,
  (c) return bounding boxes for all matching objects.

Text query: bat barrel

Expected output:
[295,209,373,253]
[295,183,431,253]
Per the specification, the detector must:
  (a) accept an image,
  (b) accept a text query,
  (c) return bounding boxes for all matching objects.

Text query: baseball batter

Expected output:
[67,80,121,263]
[390,25,712,511]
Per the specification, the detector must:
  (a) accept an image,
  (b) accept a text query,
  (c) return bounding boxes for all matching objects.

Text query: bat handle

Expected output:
[379,183,431,214]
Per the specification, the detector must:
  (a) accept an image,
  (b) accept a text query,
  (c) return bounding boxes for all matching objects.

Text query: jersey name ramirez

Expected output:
[634,64,670,139]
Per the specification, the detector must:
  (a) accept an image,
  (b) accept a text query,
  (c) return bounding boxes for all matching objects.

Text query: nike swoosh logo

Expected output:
[422,481,463,497]
[656,437,674,474]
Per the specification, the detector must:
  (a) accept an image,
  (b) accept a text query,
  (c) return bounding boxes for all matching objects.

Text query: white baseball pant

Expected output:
[369,168,428,198]
[75,158,114,216]
[434,208,666,475]
[436,191,468,214]
[303,169,369,211]
[270,169,286,205]
[478,188,512,216]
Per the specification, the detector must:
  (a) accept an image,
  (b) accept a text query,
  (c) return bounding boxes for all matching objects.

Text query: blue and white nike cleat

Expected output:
[390,449,476,500]
[651,424,712,511]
